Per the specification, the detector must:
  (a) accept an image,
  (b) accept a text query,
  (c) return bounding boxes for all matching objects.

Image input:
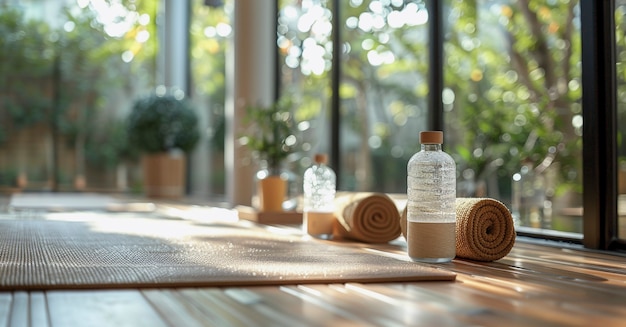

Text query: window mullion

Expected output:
[427,0,444,131]
[581,0,618,250]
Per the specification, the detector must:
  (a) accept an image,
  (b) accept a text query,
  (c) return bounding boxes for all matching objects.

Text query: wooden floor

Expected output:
[1,198,626,326]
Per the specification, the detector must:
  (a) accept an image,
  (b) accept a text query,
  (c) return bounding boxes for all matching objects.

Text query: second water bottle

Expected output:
[303,154,336,239]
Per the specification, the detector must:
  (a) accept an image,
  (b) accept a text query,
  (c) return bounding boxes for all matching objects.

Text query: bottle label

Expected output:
[407,161,456,223]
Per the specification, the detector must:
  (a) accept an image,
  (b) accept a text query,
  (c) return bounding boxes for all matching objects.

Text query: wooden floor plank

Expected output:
[8,292,27,327]
[450,259,626,300]
[30,292,49,327]
[177,288,274,326]
[242,286,364,327]
[409,270,625,327]
[141,289,221,327]
[300,284,412,326]
[0,294,11,327]
[46,290,168,327]
[351,282,544,327]
[278,285,383,327]
[222,287,317,327]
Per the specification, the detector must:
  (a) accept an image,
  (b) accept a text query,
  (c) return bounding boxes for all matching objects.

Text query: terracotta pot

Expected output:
[74,175,86,190]
[16,172,28,189]
[257,175,287,212]
[142,152,186,198]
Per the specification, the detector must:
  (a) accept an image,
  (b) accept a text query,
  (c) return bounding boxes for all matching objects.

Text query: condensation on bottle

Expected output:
[303,153,336,239]
[406,131,456,263]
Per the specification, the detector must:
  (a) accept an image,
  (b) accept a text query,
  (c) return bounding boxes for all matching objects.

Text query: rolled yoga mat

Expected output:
[401,198,515,262]
[333,192,402,243]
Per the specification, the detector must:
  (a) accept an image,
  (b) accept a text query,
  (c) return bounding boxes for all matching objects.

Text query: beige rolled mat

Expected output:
[333,192,402,243]
[401,198,515,262]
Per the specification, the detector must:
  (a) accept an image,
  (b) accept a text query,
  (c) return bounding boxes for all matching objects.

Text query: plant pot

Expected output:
[257,175,288,212]
[16,172,28,189]
[74,174,86,190]
[142,152,186,199]
[254,163,299,212]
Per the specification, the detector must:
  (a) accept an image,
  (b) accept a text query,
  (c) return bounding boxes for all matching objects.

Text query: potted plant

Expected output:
[127,91,200,198]
[242,95,299,211]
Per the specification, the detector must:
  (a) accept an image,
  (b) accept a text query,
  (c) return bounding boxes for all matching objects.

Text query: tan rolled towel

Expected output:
[333,192,402,243]
[401,198,515,262]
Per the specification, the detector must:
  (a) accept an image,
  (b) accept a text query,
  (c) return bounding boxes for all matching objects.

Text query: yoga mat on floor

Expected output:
[0,215,455,290]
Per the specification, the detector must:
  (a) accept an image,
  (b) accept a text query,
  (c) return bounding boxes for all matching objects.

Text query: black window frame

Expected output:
[581,0,624,251]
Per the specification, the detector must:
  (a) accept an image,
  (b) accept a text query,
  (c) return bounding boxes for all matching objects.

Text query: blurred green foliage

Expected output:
[445,0,583,199]
[242,95,299,172]
[127,94,200,154]
[0,1,157,169]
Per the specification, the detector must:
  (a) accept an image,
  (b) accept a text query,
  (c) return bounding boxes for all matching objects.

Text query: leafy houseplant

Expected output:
[128,94,199,154]
[243,96,298,173]
[127,92,200,198]
[242,96,299,211]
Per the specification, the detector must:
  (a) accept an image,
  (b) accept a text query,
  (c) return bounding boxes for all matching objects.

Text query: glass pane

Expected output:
[444,0,583,235]
[339,0,429,192]
[0,1,157,193]
[277,0,333,176]
[617,0,626,240]
[189,0,231,200]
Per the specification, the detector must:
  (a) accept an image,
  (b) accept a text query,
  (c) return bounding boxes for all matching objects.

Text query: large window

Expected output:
[444,1,583,236]
[1,0,624,251]
[0,0,230,200]
[338,0,430,192]
[0,0,157,193]
[189,0,231,200]
[277,0,334,178]
[278,0,625,249]
[278,0,430,192]
[279,0,585,236]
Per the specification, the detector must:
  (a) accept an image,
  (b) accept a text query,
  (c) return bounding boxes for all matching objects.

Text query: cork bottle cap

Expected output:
[314,153,328,164]
[420,131,443,144]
